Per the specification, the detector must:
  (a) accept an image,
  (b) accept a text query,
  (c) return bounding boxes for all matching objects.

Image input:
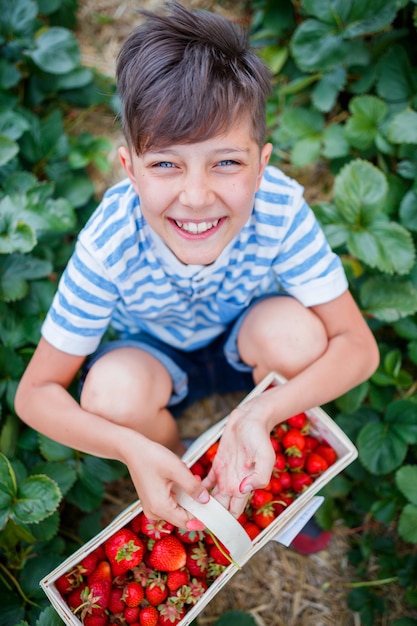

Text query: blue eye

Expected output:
[218,159,237,166]
[156,161,175,168]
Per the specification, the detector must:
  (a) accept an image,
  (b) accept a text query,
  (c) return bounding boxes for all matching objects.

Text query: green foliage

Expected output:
[0,1,127,623]
[251,0,417,621]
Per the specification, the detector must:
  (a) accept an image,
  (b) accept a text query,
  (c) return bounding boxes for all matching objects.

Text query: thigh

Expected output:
[237,296,328,381]
[80,346,173,426]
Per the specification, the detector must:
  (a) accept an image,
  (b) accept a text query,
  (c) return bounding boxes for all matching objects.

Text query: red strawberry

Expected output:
[190,460,206,478]
[303,434,319,453]
[123,605,140,624]
[306,452,329,475]
[84,613,108,626]
[250,488,273,509]
[140,514,174,540]
[291,471,313,493]
[279,471,292,490]
[315,443,337,466]
[87,560,112,611]
[270,436,281,452]
[158,599,186,625]
[243,521,261,540]
[252,501,276,529]
[123,580,145,607]
[286,412,308,430]
[267,476,283,495]
[79,552,99,577]
[175,527,205,544]
[286,449,307,470]
[273,452,287,473]
[139,605,159,626]
[109,587,125,614]
[175,577,208,604]
[145,575,168,606]
[55,570,79,595]
[282,428,305,452]
[67,583,88,611]
[166,568,190,591]
[185,542,209,577]
[209,544,231,566]
[105,528,145,576]
[148,535,187,572]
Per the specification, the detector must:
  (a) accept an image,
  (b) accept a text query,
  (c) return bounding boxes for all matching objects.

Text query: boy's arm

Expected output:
[205,290,379,515]
[14,338,208,528]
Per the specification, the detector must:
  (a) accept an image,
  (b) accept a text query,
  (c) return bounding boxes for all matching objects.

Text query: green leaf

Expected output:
[0,110,30,141]
[377,45,416,108]
[360,277,417,322]
[66,463,104,512]
[344,95,388,150]
[13,475,62,524]
[333,159,388,224]
[0,136,19,166]
[312,66,346,113]
[357,421,407,474]
[38,434,76,462]
[28,27,80,74]
[291,136,321,166]
[347,221,415,275]
[32,461,77,496]
[0,205,36,253]
[214,611,257,626]
[400,191,417,232]
[396,465,417,504]
[398,504,417,543]
[387,109,417,144]
[386,399,417,444]
[291,19,347,72]
[0,59,21,89]
[0,254,52,303]
[322,124,350,159]
[335,382,370,413]
[0,0,37,36]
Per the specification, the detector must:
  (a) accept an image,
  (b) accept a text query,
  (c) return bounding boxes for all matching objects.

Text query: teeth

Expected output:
[175,219,220,234]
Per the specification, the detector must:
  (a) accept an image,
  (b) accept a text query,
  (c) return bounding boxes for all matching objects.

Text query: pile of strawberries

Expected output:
[56,411,337,626]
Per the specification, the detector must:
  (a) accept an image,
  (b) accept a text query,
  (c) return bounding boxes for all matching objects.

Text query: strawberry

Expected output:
[67,583,88,611]
[250,488,273,509]
[272,452,287,473]
[270,436,281,452]
[83,613,109,626]
[185,542,209,577]
[291,471,313,493]
[140,514,174,540]
[243,521,261,540]
[166,568,190,591]
[286,412,308,430]
[139,605,159,626]
[123,605,140,624]
[203,440,219,464]
[175,527,205,544]
[267,476,283,495]
[148,535,187,572]
[55,570,79,595]
[105,528,145,576]
[79,552,99,577]
[286,449,307,470]
[279,470,292,490]
[145,575,168,606]
[252,501,276,529]
[175,578,207,605]
[303,434,319,453]
[190,460,206,478]
[306,451,329,475]
[314,443,337,466]
[158,599,186,625]
[282,428,305,452]
[87,560,112,611]
[209,544,231,566]
[123,580,145,607]
[109,587,125,614]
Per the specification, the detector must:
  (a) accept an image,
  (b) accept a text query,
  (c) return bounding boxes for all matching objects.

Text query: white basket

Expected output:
[41,372,358,625]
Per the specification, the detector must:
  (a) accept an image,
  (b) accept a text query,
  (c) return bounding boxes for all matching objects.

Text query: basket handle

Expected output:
[176,489,252,564]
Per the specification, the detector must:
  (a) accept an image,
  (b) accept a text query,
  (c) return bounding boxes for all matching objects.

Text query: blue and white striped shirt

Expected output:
[42,165,348,356]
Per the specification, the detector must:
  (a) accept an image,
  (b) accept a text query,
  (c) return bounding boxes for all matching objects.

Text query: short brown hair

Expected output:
[116,1,271,153]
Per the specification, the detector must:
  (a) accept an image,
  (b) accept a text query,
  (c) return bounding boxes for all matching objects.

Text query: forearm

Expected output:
[16,380,142,466]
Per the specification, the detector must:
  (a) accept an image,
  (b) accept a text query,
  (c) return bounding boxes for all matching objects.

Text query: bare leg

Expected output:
[237,296,328,382]
[80,347,184,455]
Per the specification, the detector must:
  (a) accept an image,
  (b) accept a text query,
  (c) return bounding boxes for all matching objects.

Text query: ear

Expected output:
[118,146,139,193]
[255,142,273,191]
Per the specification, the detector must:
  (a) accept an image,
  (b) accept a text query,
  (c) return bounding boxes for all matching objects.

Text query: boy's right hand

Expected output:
[125,438,210,530]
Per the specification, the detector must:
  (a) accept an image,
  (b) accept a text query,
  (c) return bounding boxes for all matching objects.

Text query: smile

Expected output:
[174,219,220,234]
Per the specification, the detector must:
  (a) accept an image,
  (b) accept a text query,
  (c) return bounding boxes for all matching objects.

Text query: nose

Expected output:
[179,169,216,210]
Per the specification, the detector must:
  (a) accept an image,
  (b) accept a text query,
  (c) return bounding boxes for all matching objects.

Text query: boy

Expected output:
[15,1,379,536]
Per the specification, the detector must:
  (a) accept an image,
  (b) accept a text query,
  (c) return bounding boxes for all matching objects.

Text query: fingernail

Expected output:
[186,519,205,531]
[198,490,210,504]
[240,483,253,494]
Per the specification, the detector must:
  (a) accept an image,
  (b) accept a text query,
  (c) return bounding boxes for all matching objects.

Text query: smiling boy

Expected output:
[15,1,379,533]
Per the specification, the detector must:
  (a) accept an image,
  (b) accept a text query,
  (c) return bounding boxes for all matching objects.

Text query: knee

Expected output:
[238,297,328,380]
[80,348,172,427]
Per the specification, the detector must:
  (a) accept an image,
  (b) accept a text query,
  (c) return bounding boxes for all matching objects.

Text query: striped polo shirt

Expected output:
[41,165,348,356]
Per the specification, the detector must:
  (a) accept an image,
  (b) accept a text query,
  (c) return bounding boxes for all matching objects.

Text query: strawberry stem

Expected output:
[205,529,241,569]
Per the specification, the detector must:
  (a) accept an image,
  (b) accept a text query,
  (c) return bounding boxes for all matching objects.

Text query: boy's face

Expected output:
[119,116,272,266]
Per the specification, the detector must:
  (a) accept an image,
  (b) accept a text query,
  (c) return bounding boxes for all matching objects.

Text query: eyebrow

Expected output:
[146,146,251,156]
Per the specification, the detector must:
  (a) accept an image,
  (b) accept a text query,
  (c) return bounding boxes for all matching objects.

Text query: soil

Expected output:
[73,2,411,624]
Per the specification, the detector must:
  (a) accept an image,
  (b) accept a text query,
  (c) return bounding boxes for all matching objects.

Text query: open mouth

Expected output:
[173,219,221,234]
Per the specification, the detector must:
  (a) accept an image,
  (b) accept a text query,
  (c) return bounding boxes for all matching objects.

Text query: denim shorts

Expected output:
[80,299,267,418]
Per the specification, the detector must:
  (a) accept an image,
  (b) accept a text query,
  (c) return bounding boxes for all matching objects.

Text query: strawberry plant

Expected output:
[250,0,417,622]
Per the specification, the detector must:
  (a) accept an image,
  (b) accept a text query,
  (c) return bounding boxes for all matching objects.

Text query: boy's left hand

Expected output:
[202,399,275,517]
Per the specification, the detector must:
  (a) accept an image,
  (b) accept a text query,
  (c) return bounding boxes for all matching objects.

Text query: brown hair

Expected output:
[116,1,271,153]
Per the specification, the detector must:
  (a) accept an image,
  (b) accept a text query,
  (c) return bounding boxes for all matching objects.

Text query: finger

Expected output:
[229,493,249,518]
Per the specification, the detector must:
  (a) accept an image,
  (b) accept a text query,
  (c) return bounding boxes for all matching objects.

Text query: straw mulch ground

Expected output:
[75,2,412,624]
